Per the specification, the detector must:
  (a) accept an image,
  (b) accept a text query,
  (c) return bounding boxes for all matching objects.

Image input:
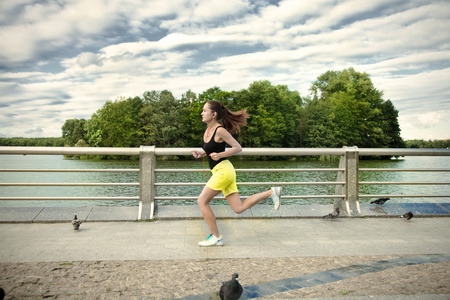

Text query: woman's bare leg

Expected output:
[197,186,222,237]
[226,189,273,214]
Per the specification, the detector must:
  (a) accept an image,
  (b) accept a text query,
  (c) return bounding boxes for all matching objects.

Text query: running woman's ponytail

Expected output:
[207,100,249,134]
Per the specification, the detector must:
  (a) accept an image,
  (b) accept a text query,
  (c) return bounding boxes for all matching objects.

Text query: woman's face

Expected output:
[201,104,215,123]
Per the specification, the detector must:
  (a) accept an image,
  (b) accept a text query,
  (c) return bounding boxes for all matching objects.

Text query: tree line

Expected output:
[2,68,446,152]
[405,139,449,149]
[2,136,447,149]
[0,137,64,147]
[61,68,405,150]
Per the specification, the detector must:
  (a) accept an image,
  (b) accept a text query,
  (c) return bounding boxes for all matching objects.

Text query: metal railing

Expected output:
[0,146,449,219]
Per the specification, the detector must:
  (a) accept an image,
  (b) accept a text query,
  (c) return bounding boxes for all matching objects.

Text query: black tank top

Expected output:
[202,126,227,170]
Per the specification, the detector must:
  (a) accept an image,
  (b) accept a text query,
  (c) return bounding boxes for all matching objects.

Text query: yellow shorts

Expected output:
[206,160,238,197]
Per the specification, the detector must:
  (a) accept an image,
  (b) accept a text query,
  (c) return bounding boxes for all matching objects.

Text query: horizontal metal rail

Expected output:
[0,147,141,156]
[0,183,139,186]
[2,146,448,156]
[155,168,344,173]
[0,169,139,172]
[0,168,342,173]
[359,194,449,198]
[0,196,139,201]
[154,148,347,156]
[155,181,345,186]
[360,182,449,185]
[360,168,449,172]
[155,195,346,201]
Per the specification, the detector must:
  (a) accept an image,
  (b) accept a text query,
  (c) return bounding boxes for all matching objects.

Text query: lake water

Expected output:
[0,155,449,207]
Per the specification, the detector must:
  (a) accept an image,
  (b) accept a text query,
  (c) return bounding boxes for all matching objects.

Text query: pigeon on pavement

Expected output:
[219,273,243,300]
[72,215,81,230]
[323,207,340,219]
[370,197,390,206]
[401,211,414,221]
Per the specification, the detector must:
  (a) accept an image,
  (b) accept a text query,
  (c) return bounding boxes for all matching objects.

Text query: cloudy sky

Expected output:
[0,0,449,141]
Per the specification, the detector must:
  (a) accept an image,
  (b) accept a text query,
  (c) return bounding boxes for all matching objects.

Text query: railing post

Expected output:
[139,145,155,220]
[334,152,347,214]
[335,146,361,216]
[346,146,360,216]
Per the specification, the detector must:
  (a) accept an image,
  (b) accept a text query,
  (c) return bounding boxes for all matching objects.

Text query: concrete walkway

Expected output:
[0,206,449,299]
[1,216,449,262]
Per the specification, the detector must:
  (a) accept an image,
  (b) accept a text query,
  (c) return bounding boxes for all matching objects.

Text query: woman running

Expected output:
[191,100,282,247]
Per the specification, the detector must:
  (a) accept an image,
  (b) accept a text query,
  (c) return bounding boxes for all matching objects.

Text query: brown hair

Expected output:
[207,100,249,134]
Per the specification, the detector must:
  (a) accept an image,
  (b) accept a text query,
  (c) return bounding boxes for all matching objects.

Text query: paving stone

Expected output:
[1,217,449,300]
[295,204,339,217]
[87,207,138,221]
[249,205,298,218]
[437,202,450,213]
[359,202,405,216]
[156,205,202,219]
[396,203,450,216]
[33,207,92,222]
[0,207,44,223]
[177,254,450,300]
[213,205,252,218]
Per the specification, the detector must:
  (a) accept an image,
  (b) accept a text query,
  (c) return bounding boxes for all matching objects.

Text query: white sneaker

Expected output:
[269,187,282,210]
[198,234,224,247]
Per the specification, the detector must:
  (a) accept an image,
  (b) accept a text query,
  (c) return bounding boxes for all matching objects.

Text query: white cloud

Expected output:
[399,110,450,140]
[0,0,125,66]
[24,127,44,134]
[76,52,103,68]
[0,0,449,140]
[159,0,250,30]
[371,68,450,110]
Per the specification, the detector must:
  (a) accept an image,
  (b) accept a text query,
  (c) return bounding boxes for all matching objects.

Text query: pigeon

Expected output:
[370,197,390,206]
[219,273,243,300]
[72,215,81,230]
[401,211,414,221]
[0,287,5,300]
[323,207,340,219]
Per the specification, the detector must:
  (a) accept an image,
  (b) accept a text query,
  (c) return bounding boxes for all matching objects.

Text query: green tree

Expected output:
[182,89,205,147]
[84,97,144,147]
[0,137,64,147]
[304,67,403,148]
[231,80,302,147]
[406,139,450,148]
[84,113,103,147]
[380,100,405,148]
[140,90,188,147]
[61,119,87,146]
[302,97,338,147]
